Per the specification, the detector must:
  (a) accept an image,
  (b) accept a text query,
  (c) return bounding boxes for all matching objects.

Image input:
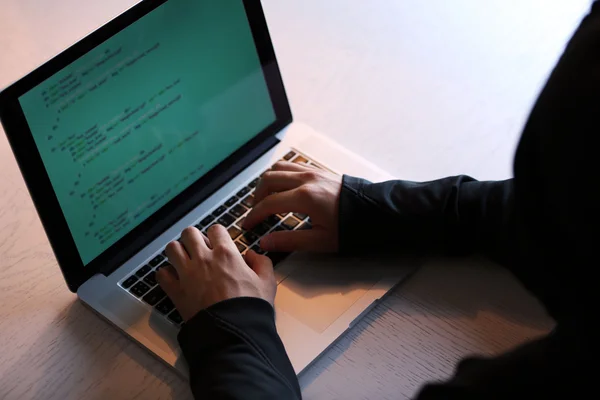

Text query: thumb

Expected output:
[156,264,183,301]
[244,250,274,280]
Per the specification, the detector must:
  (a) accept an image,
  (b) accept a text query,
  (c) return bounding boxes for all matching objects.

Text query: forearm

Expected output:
[339,175,516,265]
[178,297,301,400]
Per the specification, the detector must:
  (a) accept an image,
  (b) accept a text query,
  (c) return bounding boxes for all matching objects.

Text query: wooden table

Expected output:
[0,1,589,398]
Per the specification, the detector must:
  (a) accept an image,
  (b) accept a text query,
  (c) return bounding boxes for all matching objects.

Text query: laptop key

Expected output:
[273,225,285,232]
[236,217,246,227]
[228,226,242,240]
[293,213,308,221]
[122,275,138,289]
[235,241,247,253]
[130,281,151,297]
[281,217,300,230]
[143,270,158,287]
[168,310,183,324]
[241,194,255,208]
[293,155,309,164]
[283,151,296,161]
[155,297,175,315]
[298,222,313,231]
[148,254,164,267]
[248,178,260,188]
[217,213,236,227]
[143,286,166,306]
[251,223,270,236]
[212,206,227,218]
[237,187,251,198]
[230,204,247,218]
[240,231,259,246]
[200,215,215,227]
[135,264,151,278]
[264,214,282,227]
[225,196,238,207]
[251,245,266,255]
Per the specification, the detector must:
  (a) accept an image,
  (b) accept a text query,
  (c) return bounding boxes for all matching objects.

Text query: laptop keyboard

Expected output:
[119,150,323,327]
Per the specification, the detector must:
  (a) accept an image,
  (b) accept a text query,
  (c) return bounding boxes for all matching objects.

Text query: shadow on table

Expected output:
[298,255,556,395]
[292,254,553,331]
[396,255,555,330]
[297,314,373,391]
[294,254,419,391]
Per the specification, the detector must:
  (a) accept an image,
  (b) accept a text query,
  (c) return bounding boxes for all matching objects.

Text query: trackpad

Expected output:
[275,255,380,333]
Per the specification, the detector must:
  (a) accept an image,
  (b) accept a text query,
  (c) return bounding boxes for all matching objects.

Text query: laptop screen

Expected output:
[17,1,276,266]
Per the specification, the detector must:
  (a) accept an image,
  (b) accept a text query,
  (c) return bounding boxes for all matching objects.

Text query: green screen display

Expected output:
[18,0,276,265]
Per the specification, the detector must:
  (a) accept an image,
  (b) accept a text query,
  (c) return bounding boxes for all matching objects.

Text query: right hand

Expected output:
[242,161,343,253]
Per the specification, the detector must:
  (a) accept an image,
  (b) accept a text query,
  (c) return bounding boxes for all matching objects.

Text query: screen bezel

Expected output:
[0,0,292,292]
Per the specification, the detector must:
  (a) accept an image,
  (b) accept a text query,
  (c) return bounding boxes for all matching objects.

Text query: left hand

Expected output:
[157,225,277,322]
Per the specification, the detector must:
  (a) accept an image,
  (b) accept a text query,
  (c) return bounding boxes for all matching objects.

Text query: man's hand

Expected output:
[243,161,343,253]
[156,225,276,322]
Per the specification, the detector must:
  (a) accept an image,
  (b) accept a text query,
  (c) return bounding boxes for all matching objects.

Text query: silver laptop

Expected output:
[0,0,416,376]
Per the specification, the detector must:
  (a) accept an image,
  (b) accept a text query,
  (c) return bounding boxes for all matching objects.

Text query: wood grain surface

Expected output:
[0,1,588,399]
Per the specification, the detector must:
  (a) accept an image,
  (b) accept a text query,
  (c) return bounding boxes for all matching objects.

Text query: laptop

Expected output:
[0,0,416,376]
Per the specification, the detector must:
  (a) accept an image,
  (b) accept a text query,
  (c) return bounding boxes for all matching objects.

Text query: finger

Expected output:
[180,226,209,260]
[157,263,179,282]
[165,240,190,276]
[254,171,306,203]
[201,232,212,248]
[260,229,331,253]
[207,224,237,252]
[243,188,310,230]
[156,264,184,302]
[244,250,275,280]
[271,160,314,172]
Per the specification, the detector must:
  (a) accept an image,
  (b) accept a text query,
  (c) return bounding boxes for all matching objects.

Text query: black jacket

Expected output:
[178,3,599,399]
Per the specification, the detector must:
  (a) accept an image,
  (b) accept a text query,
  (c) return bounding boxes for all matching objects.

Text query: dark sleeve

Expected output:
[178,297,301,400]
[339,175,516,265]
